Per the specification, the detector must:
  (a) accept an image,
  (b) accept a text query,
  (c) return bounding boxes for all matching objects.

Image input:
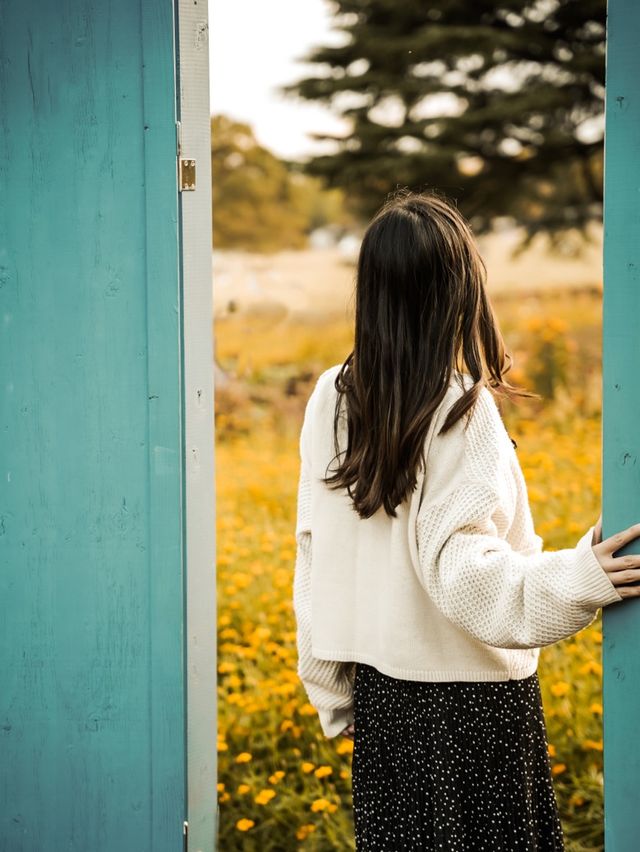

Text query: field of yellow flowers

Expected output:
[215,287,608,851]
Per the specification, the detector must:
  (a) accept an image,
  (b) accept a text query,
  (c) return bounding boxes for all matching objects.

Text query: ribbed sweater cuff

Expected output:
[317,705,354,739]
[574,526,623,609]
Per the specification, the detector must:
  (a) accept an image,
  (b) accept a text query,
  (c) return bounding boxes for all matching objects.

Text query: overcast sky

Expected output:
[208,0,349,160]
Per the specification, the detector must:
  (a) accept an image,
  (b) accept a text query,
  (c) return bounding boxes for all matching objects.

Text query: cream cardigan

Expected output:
[293,365,622,738]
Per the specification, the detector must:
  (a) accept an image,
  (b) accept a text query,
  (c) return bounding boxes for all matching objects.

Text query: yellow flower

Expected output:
[296,824,317,840]
[268,770,285,784]
[235,752,252,763]
[311,798,338,813]
[301,761,315,773]
[547,744,556,758]
[590,702,603,715]
[254,789,276,805]
[340,769,349,779]
[250,625,271,643]
[219,627,239,640]
[582,739,603,752]
[217,738,228,752]
[219,792,230,803]
[550,681,570,697]
[579,660,602,676]
[237,784,250,795]
[280,719,294,732]
[570,793,585,807]
[236,818,255,832]
[552,763,567,776]
[217,782,225,792]
[336,738,354,754]
[218,661,236,674]
[298,703,317,716]
[314,765,333,779]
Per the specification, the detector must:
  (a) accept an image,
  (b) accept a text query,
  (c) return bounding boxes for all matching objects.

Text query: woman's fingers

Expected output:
[596,551,640,589]
[591,523,640,600]
[605,566,640,586]
[596,522,640,557]
[613,583,640,599]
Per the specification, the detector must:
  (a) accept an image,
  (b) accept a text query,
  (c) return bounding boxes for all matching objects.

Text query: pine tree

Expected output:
[282,0,605,247]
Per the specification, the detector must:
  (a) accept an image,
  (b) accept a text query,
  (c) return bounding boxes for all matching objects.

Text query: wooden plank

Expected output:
[176,0,218,849]
[0,1,185,848]
[602,0,640,848]
[140,0,186,849]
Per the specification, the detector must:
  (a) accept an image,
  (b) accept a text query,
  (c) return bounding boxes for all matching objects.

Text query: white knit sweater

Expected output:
[293,364,622,738]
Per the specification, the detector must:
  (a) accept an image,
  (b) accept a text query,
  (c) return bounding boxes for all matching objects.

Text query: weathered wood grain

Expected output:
[0,1,186,849]
[603,1,640,848]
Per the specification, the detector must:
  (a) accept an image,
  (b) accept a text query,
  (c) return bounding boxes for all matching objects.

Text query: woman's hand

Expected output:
[340,723,355,740]
[592,520,640,598]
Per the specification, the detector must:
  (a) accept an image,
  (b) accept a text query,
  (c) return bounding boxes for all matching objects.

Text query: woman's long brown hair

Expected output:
[323,189,536,520]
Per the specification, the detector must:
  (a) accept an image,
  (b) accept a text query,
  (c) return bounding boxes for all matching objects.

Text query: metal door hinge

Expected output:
[183,820,189,852]
[179,158,196,191]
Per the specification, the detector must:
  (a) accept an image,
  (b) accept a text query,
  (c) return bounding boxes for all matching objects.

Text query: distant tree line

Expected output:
[211,115,355,253]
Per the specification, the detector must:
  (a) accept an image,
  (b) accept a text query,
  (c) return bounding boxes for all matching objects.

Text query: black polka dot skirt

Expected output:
[351,662,564,851]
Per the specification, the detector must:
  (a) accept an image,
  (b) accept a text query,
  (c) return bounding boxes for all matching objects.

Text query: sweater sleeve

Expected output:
[415,386,623,650]
[292,389,355,738]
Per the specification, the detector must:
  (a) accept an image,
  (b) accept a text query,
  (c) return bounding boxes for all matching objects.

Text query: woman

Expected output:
[292,189,639,851]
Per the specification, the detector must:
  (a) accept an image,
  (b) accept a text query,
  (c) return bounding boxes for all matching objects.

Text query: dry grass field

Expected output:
[213,224,604,320]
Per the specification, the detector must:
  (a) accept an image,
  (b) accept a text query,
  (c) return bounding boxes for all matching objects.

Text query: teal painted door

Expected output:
[0,1,186,850]
[602,0,640,848]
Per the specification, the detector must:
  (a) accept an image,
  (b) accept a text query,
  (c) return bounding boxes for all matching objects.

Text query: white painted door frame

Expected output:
[177,2,217,849]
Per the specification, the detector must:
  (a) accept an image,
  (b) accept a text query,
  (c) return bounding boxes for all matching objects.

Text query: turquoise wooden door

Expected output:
[602,0,640,848]
[0,1,189,849]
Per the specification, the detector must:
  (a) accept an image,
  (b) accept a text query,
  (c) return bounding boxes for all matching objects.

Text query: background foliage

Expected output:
[211,115,354,252]
[282,0,605,249]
